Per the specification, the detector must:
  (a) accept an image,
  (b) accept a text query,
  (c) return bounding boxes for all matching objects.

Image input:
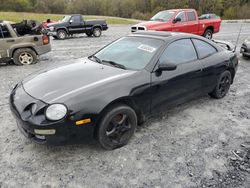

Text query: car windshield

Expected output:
[91,37,164,70]
[61,16,71,22]
[151,11,175,22]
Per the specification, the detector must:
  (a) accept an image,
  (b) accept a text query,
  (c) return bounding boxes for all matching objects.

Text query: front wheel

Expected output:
[203,29,213,40]
[93,28,102,37]
[57,30,67,40]
[97,104,137,150]
[209,70,232,99]
[13,48,37,65]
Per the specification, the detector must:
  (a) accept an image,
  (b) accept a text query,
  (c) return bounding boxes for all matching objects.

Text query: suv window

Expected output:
[187,12,196,21]
[176,12,186,22]
[0,25,11,38]
[192,39,217,59]
[160,39,197,64]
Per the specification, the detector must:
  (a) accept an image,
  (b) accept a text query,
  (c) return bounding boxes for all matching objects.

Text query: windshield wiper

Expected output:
[88,55,102,64]
[102,60,127,70]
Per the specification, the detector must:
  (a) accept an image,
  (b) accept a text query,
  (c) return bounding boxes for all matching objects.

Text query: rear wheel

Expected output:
[57,30,67,40]
[209,70,232,99]
[97,104,137,150]
[93,27,102,37]
[203,29,213,40]
[13,48,37,65]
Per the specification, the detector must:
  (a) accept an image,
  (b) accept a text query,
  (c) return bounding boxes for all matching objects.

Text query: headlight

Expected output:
[49,26,54,31]
[45,104,67,121]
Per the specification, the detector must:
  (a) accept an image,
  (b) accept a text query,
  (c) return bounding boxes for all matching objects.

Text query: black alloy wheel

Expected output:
[97,104,137,150]
[209,70,232,99]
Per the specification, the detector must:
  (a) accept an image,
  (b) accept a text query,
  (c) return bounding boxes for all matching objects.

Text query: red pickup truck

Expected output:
[131,9,221,39]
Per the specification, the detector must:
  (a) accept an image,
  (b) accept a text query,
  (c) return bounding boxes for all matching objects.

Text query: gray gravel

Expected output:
[0,23,250,188]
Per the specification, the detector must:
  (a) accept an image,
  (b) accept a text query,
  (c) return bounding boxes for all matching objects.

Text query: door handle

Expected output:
[6,39,15,42]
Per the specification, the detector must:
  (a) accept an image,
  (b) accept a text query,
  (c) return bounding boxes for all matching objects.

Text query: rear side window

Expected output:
[192,39,217,59]
[0,25,11,38]
[160,39,197,64]
[187,12,196,21]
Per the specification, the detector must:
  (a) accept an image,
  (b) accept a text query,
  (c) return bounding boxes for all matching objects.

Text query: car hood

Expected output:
[135,21,171,29]
[22,58,136,104]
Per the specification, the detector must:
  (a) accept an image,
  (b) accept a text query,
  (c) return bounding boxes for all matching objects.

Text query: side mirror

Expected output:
[69,20,73,24]
[173,17,181,23]
[158,62,177,71]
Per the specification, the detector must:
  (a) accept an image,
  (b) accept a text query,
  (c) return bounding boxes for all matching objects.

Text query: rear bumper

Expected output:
[9,84,95,145]
[34,44,51,55]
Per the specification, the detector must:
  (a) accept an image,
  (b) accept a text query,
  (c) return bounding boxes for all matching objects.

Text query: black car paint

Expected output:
[9,32,238,145]
[48,14,108,35]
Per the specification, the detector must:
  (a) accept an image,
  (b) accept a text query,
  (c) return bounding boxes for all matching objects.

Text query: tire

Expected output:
[93,27,102,37]
[86,31,93,37]
[209,70,232,99]
[13,48,37,66]
[57,30,67,40]
[97,104,137,150]
[203,29,213,40]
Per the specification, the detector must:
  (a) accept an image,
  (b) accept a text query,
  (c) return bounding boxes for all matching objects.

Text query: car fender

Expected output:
[9,43,38,57]
[55,27,69,34]
[63,70,151,122]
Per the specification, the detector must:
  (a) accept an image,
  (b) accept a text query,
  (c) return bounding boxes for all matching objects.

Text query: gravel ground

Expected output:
[0,23,250,188]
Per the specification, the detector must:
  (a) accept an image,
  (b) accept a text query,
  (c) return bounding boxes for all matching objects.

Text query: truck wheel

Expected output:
[57,30,67,40]
[13,48,37,66]
[86,32,93,37]
[93,28,102,37]
[203,29,213,40]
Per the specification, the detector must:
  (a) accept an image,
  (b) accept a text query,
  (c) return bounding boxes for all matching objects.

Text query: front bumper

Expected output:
[47,31,57,36]
[9,84,95,145]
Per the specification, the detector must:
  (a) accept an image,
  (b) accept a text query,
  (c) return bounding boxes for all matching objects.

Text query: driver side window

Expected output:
[160,39,197,65]
[176,12,186,22]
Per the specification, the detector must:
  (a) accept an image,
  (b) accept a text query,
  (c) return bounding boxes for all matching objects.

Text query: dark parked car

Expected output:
[240,37,250,58]
[10,31,238,150]
[47,14,108,40]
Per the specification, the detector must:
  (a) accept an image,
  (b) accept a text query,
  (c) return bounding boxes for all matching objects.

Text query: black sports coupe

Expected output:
[10,31,238,150]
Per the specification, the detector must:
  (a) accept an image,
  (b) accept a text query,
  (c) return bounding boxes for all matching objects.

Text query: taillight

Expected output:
[42,35,49,45]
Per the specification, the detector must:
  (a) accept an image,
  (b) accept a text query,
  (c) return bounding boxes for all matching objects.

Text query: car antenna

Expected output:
[234,21,244,52]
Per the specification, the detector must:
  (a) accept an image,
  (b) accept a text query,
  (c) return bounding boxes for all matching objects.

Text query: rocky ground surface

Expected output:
[0,23,250,188]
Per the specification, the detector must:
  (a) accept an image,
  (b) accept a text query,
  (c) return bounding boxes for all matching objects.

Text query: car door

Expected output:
[151,38,203,112]
[68,15,84,34]
[191,38,222,93]
[185,11,199,35]
[172,11,187,33]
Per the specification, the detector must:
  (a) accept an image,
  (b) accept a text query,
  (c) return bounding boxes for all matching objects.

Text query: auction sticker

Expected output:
[138,44,156,53]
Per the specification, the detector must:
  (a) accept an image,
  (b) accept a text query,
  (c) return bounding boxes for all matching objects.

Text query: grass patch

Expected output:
[0,12,138,25]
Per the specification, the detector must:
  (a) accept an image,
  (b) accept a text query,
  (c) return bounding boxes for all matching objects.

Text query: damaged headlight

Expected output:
[45,104,67,121]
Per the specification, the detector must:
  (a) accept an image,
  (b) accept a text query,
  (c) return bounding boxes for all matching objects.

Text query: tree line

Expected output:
[1,0,250,20]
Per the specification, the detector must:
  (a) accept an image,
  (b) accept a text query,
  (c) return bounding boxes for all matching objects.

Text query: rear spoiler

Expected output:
[212,40,236,52]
